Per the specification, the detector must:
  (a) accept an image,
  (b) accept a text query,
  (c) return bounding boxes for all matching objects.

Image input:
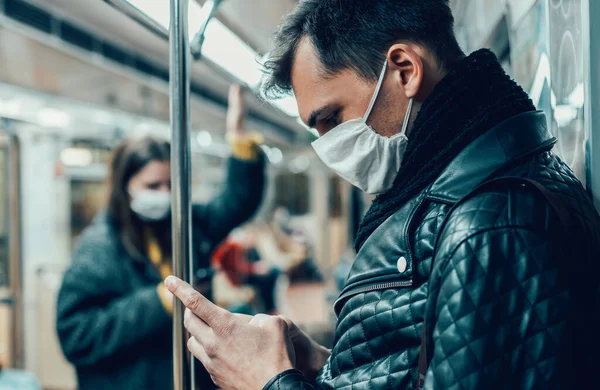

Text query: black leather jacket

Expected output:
[265,111,600,389]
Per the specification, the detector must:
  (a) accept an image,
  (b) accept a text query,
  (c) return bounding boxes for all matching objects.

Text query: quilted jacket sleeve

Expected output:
[263,369,318,389]
[423,189,568,389]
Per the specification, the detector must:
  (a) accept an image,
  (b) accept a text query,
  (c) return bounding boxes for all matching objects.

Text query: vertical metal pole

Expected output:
[8,135,23,369]
[170,0,194,389]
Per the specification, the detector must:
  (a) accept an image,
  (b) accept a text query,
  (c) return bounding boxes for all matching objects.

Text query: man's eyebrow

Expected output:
[307,104,336,128]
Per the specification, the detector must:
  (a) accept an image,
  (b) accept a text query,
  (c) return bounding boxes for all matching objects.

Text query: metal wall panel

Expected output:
[510,0,587,184]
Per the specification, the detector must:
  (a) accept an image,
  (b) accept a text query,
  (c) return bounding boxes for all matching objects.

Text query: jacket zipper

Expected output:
[334,280,413,315]
[403,194,426,267]
[333,195,423,315]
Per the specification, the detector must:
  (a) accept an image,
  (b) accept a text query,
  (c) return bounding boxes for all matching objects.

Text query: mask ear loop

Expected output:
[400,97,414,136]
[363,60,389,120]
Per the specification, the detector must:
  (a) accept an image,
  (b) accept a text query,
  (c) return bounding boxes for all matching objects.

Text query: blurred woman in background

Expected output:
[211,228,283,315]
[55,85,265,390]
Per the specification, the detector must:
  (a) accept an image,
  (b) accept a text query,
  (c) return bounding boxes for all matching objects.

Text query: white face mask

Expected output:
[130,190,171,221]
[311,60,414,194]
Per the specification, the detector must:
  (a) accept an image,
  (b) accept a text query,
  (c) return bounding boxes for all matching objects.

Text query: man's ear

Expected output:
[387,44,423,99]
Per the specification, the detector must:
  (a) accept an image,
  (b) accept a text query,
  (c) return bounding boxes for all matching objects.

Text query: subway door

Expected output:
[0,132,22,369]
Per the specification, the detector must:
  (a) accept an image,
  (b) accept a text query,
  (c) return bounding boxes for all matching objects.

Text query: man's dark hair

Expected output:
[262,0,464,98]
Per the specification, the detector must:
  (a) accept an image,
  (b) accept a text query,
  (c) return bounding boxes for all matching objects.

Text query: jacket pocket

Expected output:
[333,279,413,317]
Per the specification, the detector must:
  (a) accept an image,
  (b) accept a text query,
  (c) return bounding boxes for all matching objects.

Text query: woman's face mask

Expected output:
[127,160,172,221]
[130,190,171,221]
[311,59,414,195]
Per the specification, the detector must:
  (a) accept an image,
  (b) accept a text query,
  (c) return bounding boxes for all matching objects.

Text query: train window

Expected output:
[274,173,310,215]
[547,0,586,184]
[510,0,587,184]
[67,143,113,166]
[70,180,106,247]
[0,145,7,287]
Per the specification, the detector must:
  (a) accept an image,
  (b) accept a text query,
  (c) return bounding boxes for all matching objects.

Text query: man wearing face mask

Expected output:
[164,1,600,389]
[55,85,266,390]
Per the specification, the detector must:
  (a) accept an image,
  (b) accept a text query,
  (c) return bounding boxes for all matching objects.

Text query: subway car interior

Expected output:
[0,0,598,389]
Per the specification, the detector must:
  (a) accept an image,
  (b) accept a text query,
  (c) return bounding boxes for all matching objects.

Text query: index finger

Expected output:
[165,276,230,327]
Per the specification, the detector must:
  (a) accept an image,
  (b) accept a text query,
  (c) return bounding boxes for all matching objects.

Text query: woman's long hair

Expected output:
[107,135,172,260]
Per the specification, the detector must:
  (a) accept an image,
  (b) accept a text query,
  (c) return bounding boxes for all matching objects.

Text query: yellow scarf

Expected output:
[146,230,172,279]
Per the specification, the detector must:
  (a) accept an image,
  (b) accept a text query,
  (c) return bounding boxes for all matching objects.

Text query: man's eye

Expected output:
[325,111,340,126]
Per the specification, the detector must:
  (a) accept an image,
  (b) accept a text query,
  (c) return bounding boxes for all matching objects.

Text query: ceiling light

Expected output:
[91,109,114,125]
[196,130,213,147]
[198,20,263,88]
[289,155,310,173]
[126,0,170,30]
[259,144,271,155]
[126,0,263,89]
[268,147,283,164]
[134,122,153,133]
[38,107,72,128]
[124,0,301,122]
[1,96,42,119]
[60,147,93,167]
[188,1,261,88]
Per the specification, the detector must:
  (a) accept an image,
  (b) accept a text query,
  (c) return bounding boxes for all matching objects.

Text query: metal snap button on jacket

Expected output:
[397,257,407,273]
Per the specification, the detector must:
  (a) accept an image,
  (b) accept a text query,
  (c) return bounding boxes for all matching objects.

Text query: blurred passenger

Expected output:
[55,85,265,390]
[250,215,306,274]
[265,207,322,282]
[212,269,256,315]
[272,206,293,234]
[167,1,600,390]
[212,229,281,314]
